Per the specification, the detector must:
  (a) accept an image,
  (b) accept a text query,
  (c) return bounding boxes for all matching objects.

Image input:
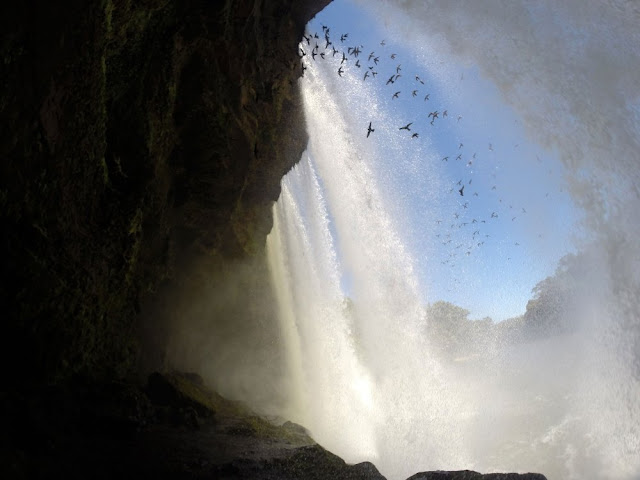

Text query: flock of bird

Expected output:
[299,25,559,275]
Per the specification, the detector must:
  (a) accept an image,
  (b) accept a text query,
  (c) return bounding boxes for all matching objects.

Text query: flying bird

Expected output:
[412,132,419,138]
[367,122,374,138]
[459,185,465,196]
[399,122,413,131]
[392,91,400,99]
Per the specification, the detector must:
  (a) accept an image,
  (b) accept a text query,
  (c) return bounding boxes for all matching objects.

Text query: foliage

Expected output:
[424,301,494,360]
[523,251,597,337]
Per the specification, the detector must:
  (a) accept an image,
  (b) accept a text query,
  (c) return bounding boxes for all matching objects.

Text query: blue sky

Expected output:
[301,0,582,321]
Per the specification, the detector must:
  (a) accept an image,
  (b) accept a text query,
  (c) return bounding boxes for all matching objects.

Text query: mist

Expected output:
[351,4,640,476]
[150,2,639,478]
[264,2,640,479]
[140,253,292,417]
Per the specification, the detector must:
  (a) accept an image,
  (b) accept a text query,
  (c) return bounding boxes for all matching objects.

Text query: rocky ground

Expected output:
[1,372,546,480]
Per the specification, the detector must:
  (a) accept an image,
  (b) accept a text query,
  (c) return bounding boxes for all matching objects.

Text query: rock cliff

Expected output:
[1,0,329,385]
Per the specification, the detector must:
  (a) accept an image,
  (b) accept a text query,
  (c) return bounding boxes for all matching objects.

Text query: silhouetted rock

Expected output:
[407,471,547,480]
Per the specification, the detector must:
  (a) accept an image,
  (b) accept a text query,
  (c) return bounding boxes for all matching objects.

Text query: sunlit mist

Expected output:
[266,1,640,479]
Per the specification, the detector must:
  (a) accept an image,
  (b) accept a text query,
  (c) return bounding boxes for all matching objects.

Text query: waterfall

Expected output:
[265,7,640,479]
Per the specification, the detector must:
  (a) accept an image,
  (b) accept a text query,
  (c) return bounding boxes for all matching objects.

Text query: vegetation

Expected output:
[423,250,599,360]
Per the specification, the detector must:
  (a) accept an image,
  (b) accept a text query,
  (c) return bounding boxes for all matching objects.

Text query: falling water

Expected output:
[265,4,640,480]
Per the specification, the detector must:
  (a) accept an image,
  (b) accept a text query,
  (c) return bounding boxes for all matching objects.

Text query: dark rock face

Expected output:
[0,0,329,385]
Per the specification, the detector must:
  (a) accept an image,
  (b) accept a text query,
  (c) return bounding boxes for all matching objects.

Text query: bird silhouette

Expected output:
[367,122,374,138]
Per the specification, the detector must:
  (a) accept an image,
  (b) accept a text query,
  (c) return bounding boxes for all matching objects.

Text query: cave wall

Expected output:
[0,0,330,386]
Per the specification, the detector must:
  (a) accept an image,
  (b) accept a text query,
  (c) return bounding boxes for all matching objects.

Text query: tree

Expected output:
[424,301,471,358]
[524,251,595,337]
